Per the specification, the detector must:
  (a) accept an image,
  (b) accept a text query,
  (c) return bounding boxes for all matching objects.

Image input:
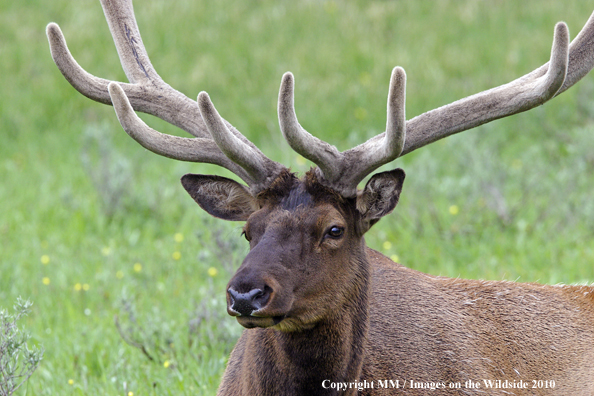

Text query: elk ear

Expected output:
[356,168,405,231]
[181,174,259,221]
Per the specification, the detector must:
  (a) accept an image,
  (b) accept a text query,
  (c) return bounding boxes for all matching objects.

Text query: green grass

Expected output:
[1,0,594,394]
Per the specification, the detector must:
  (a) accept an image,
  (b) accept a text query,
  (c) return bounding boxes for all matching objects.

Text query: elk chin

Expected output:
[235,313,318,332]
[235,314,286,329]
[272,316,317,332]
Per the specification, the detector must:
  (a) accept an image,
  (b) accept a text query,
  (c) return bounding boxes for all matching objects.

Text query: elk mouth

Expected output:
[236,314,286,329]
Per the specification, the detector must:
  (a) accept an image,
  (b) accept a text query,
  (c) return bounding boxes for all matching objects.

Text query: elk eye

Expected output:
[326,226,344,239]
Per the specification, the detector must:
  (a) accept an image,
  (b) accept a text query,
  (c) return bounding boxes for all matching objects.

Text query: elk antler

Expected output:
[48,0,594,199]
[46,0,286,193]
[279,15,594,197]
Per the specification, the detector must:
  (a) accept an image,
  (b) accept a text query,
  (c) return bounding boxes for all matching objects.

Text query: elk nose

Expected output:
[227,287,270,316]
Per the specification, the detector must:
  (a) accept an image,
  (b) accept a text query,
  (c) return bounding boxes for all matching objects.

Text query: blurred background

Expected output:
[1,0,593,394]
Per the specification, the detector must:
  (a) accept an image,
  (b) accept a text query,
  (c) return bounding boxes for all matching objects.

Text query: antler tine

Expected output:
[99,0,154,85]
[278,72,342,180]
[46,23,113,106]
[557,11,594,94]
[384,67,407,158]
[108,82,253,185]
[400,19,573,156]
[198,92,285,193]
[341,67,406,189]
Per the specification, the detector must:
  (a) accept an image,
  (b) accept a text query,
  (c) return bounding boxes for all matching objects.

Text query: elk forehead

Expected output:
[279,182,314,211]
[252,171,355,230]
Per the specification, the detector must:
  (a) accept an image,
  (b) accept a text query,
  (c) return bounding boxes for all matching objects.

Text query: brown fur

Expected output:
[182,170,594,396]
[362,250,594,395]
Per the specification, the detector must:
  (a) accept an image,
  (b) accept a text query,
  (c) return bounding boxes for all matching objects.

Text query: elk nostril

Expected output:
[227,286,271,316]
[247,288,264,300]
[228,288,239,303]
[252,286,272,310]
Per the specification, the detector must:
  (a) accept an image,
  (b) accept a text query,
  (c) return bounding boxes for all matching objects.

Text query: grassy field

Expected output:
[1,0,594,394]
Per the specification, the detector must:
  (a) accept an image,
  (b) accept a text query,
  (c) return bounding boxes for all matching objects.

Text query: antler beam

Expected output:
[47,0,285,194]
[401,21,574,155]
[277,14,594,197]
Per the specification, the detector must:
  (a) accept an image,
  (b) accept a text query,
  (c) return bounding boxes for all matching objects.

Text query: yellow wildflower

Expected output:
[40,255,50,265]
[133,263,142,272]
[42,277,50,285]
[208,267,218,277]
[449,205,459,215]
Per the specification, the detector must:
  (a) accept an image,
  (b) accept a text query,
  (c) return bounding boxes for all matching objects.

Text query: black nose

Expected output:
[228,287,271,316]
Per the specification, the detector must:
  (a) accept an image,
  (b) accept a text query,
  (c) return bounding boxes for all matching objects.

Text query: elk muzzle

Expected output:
[225,232,297,329]
[226,280,287,328]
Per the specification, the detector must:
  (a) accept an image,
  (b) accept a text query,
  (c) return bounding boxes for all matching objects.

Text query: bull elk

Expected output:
[47,1,594,395]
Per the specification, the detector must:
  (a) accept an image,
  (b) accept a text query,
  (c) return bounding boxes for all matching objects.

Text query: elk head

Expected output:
[179,69,407,332]
[182,167,404,331]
